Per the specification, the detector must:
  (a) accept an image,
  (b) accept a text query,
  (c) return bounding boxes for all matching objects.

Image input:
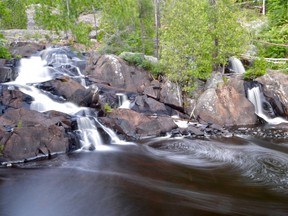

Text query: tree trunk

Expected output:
[262,0,266,15]
[154,0,161,59]
[92,5,97,38]
[138,0,146,54]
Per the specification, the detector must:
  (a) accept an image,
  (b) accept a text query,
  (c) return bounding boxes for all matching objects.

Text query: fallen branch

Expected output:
[254,40,288,47]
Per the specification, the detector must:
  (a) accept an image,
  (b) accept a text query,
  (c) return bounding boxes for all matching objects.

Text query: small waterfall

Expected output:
[228,57,245,74]
[5,46,124,150]
[76,117,103,151]
[116,93,131,109]
[247,86,288,125]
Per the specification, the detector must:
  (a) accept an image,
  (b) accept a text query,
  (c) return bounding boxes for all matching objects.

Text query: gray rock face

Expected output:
[9,42,46,57]
[256,71,288,116]
[88,55,152,93]
[40,76,99,107]
[160,79,183,110]
[0,108,72,161]
[194,78,257,126]
[99,109,178,140]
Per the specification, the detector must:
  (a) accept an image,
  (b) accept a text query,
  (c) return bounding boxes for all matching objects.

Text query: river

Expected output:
[1,134,288,216]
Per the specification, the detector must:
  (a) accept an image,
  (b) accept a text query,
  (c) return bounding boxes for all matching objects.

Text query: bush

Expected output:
[121,53,164,77]
[0,34,11,59]
[244,58,267,79]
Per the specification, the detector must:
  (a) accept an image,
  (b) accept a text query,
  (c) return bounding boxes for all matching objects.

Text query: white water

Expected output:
[228,57,246,74]
[6,47,125,150]
[247,87,288,125]
[116,93,131,109]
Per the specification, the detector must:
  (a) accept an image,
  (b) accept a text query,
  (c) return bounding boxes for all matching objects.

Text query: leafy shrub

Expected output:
[122,53,164,77]
[0,34,11,59]
[244,58,267,80]
[103,103,112,113]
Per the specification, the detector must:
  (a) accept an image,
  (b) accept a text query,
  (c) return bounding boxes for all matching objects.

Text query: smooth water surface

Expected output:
[1,136,288,216]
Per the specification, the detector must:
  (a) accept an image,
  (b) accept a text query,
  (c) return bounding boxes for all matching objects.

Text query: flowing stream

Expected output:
[1,48,288,215]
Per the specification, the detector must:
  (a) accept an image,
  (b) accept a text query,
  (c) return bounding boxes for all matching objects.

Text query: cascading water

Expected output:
[5,46,123,150]
[227,56,246,74]
[247,86,288,125]
[116,93,131,109]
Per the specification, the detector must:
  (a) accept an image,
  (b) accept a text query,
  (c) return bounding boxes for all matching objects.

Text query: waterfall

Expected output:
[228,57,245,74]
[247,86,288,125]
[116,93,131,108]
[6,46,124,150]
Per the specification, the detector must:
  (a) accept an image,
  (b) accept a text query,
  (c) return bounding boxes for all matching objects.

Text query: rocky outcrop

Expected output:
[256,70,288,116]
[0,108,74,162]
[39,76,99,107]
[9,42,46,58]
[0,59,19,83]
[159,79,183,110]
[194,77,257,126]
[88,54,152,93]
[99,109,178,140]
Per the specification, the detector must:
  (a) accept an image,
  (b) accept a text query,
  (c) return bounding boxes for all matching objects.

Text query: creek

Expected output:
[1,48,288,215]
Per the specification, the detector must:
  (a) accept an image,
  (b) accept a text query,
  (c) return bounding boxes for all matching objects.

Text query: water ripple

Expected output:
[146,137,288,192]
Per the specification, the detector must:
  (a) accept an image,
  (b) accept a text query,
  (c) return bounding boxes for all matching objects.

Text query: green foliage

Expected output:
[0,144,4,155]
[160,0,249,92]
[122,53,164,77]
[0,34,11,59]
[244,58,267,79]
[267,0,288,27]
[103,103,112,113]
[34,0,101,45]
[100,0,155,55]
[267,62,288,73]
[0,0,27,29]
[255,0,288,58]
[17,120,23,129]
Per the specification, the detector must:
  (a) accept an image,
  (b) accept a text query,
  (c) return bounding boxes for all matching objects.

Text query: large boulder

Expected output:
[194,78,257,126]
[160,79,183,110]
[88,55,152,93]
[39,76,99,107]
[0,108,73,162]
[99,109,177,140]
[256,70,288,116]
[0,86,32,112]
[132,95,174,116]
[0,58,19,83]
[9,42,46,58]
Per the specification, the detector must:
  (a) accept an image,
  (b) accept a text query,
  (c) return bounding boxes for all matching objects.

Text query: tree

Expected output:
[0,0,27,29]
[160,0,249,92]
[100,0,155,55]
[256,0,288,58]
[34,0,101,45]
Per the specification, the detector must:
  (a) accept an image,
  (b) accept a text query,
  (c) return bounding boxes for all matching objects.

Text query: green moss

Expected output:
[104,103,112,113]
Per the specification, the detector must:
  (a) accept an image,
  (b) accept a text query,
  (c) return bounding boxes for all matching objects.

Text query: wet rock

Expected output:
[0,86,32,112]
[99,109,177,140]
[187,126,205,137]
[256,71,288,117]
[9,42,46,58]
[88,55,152,93]
[0,108,72,161]
[0,67,14,83]
[194,82,257,127]
[0,58,19,83]
[132,95,173,116]
[39,77,99,107]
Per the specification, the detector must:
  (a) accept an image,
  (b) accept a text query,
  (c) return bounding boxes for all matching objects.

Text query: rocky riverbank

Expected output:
[1,42,288,164]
